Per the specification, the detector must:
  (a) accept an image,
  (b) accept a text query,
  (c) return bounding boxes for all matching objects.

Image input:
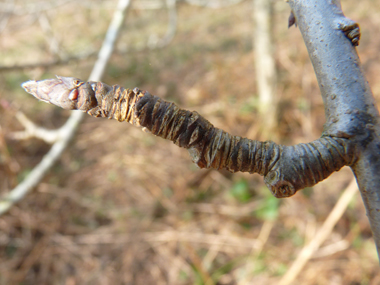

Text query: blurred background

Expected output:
[0,0,379,284]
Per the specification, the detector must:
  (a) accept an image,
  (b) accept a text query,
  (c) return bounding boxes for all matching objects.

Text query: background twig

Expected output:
[0,0,131,215]
[279,179,358,285]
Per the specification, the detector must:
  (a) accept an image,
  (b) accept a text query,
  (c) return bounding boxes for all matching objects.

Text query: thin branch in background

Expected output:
[0,49,97,72]
[239,218,275,284]
[132,0,165,10]
[0,0,11,34]
[77,0,120,10]
[53,231,261,249]
[0,0,176,72]
[147,0,177,49]
[38,12,65,59]
[312,239,349,258]
[279,178,358,285]
[161,0,177,47]
[0,0,247,72]
[0,124,20,189]
[88,0,131,81]
[183,0,244,9]
[10,235,50,284]
[79,0,244,10]
[252,0,277,137]
[201,243,222,271]
[9,111,61,144]
[0,0,132,216]
[184,243,215,285]
[191,200,261,217]
[0,0,74,16]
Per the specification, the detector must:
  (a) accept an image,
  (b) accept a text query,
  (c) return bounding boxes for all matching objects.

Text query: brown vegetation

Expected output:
[0,0,379,283]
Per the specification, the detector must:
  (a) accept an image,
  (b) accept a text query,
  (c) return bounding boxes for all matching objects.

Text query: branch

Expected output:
[21,76,354,198]
[288,0,380,259]
[0,0,74,16]
[147,0,177,49]
[183,0,244,9]
[38,12,65,58]
[0,49,97,72]
[253,0,277,134]
[0,8,10,33]
[9,111,61,144]
[0,0,175,71]
[0,0,131,216]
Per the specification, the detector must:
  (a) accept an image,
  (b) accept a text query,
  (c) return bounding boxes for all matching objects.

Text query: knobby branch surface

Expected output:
[288,0,380,259]
[0,0,131,216]
[22,76,353,199]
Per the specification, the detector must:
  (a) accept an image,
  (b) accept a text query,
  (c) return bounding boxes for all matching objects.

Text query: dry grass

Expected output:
[0,0,380,284]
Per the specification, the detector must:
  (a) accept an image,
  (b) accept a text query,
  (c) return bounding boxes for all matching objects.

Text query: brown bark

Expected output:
[22,77,353,198]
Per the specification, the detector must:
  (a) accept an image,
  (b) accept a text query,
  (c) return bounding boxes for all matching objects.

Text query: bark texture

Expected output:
[288,0,380,258]
[23,77,353,198]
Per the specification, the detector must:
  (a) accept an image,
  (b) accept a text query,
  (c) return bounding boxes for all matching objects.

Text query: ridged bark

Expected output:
[22,77,354,198]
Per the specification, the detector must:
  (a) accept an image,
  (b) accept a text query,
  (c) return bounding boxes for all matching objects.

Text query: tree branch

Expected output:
[10,111,61,144]
[0,49,97,72]
[21,76,354,198]
[253,0,277,121]
[19,0,380,261]
[147,0,177,49]
[288,0,380,260]
[183,0,244,9]
[0,0,175,72]
[0,0,74,16]
[0,0,131,216]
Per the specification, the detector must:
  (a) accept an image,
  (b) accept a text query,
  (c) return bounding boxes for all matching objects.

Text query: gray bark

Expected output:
[288,0,380,259]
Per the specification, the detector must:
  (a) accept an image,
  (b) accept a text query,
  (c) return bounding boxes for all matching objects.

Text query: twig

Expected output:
[0,0,174,72]
[52,231,260,248]
[21,75,355,198]
[11,236,50,284]
[255,219,274,254]
[0,7,11,33]
[38,12,64,58]
[183,0,244,9]
[0,49,97,72]
[0,0,173,72]
[312,239,349,258]
[0,0,74,16]
[131,0,166,10]
[279,178,358,285]
[89,0,131,81]
[0,0,131,216]
[253,0,277,135]
[184,243,215,285]
[9,112,61,144]
[191,200,261,217]
[147,0,177,49]
[0,124,20,188]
